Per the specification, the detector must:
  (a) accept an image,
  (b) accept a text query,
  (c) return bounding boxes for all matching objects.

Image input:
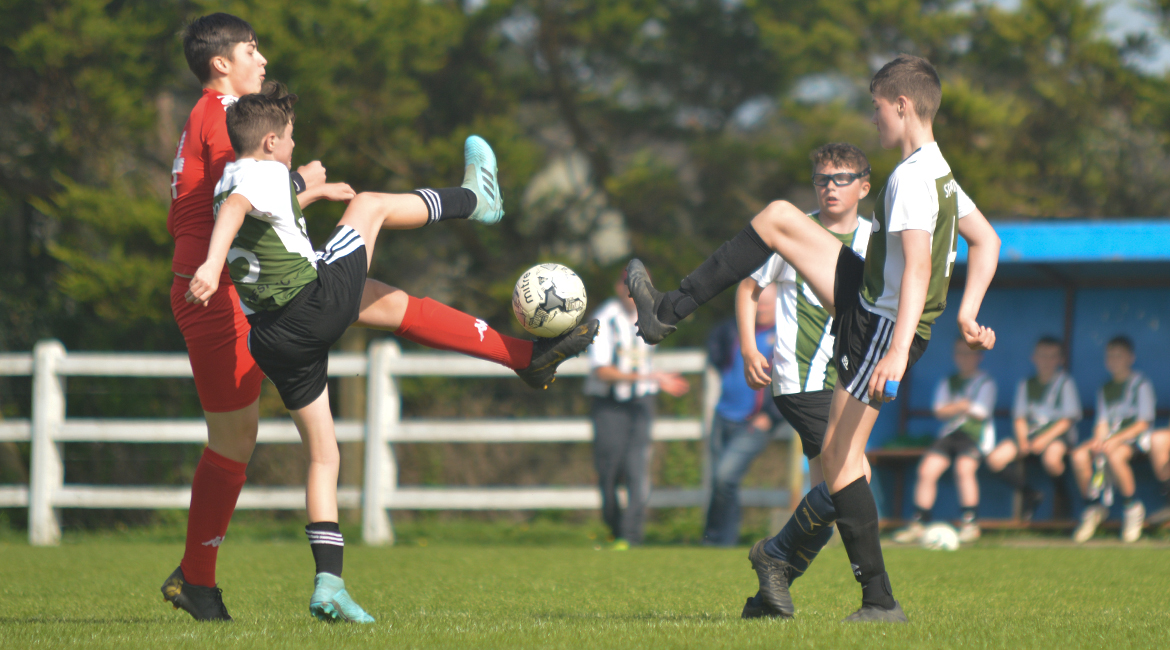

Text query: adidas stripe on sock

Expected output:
[413,187,477,224]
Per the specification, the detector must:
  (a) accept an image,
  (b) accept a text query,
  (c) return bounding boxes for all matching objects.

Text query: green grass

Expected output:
[1,538,1167,649]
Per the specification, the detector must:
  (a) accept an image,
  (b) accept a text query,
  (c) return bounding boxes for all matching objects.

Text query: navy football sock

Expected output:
[763,482,836,584]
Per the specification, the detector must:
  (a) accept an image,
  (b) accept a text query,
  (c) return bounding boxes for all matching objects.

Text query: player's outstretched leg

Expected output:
[625,201,842,344]
[357,283,597,390]
[160,566,232,622]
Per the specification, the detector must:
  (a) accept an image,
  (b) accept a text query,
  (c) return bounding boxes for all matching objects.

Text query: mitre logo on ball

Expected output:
[512,263,588,337]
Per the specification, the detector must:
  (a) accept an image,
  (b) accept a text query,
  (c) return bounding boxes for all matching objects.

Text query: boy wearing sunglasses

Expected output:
[736,143,872,618]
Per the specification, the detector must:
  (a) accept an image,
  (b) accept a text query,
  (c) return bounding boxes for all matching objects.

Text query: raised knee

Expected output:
[758,200,801,227]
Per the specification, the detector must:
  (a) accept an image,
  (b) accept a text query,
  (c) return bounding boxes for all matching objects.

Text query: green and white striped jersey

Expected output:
[861,143,975,340]
[213,159,318,314]
[933,371,997,452]
[1096,372,1155,437]
[1012,371,1082,438]
[751,213,871,395]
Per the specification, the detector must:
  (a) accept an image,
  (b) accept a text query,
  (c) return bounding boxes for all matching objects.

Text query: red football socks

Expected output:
[394,296,534,369]
[180,447,247,587]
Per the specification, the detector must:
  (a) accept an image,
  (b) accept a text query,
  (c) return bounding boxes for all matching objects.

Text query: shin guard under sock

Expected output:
[832,477,896,609]
[180,448,247,587]
[394,296,533,369]
[658,225,771,324]
[305,522,344,577]
[413,188,477,224]
[763,482,837,584]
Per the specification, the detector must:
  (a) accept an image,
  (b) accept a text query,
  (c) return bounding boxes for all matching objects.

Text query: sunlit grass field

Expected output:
[1,533,1167,649]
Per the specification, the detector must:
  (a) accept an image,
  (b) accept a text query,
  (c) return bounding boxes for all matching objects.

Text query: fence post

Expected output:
[29,340,66,546]
[362,340,400,545]
[699,364,720,519]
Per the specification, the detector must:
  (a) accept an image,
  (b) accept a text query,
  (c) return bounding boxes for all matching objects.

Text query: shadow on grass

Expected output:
[0,617,179,625]
[533,611,736,623]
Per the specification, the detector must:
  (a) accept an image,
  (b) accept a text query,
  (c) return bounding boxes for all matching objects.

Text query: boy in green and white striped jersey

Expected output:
[736,143,872,619]
[894,339,996,545]
[1071,336,1156,542]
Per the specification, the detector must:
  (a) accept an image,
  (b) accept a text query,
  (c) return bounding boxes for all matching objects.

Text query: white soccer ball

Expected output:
[512,263,588,337]
[921,523,960,551]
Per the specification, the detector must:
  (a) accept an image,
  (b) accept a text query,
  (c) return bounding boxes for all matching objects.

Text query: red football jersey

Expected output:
[167,88,238,276]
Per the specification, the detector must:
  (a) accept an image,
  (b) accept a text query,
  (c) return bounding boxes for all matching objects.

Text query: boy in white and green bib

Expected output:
[1071,336,1155,543]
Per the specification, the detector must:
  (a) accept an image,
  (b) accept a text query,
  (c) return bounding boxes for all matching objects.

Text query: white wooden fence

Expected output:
[0,340,791,546]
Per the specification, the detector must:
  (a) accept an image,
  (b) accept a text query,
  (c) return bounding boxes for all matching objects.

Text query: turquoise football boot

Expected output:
[462,135,504,224]
[309,573,375,623]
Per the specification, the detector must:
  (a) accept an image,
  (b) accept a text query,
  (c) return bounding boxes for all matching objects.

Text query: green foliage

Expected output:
[5,0,1170,511]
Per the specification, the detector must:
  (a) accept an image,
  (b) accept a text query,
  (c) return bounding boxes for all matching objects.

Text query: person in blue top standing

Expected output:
[703,283,785,546]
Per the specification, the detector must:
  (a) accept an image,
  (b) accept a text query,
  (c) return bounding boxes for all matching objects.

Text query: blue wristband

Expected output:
[884,380,900,399]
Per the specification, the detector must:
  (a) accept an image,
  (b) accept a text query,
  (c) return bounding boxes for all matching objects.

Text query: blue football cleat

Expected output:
[309,573,375,623]
[462,135,504,224]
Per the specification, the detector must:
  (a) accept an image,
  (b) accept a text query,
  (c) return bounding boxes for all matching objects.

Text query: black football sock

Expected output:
[994,460,1028,491]
[762,481,837,584]
[413,187,477,224]
[961,507,977,523]
[1161,478,1170,506]
[657,224,771,324]
[832,477,896,610]
[305,522,344,577]
[913,506,932,524]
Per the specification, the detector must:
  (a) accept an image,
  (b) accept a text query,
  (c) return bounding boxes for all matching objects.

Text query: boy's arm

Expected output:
[736,278,771,390]
[1030,419,1072,452]
[955,208,1000,350]
[186,193,251,306]
[297,182,356,208]
[868,229,931,402]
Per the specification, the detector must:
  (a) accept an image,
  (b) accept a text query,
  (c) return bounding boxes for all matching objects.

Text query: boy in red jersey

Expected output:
[163,13,315,621]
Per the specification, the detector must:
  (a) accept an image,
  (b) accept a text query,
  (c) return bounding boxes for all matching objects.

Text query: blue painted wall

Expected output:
[871,284,1169,521]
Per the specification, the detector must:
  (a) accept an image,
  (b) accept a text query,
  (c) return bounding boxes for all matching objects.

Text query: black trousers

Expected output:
[591,395,655,544]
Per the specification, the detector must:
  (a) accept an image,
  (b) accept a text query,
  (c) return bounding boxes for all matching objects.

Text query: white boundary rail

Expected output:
[0,340,790,546]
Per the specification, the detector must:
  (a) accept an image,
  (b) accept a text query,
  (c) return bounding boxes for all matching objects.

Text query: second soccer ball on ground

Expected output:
[512,263,588,337]
[921,523,961,551]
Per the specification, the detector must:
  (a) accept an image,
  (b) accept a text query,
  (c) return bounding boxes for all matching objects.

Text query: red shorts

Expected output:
[171,274,265,413]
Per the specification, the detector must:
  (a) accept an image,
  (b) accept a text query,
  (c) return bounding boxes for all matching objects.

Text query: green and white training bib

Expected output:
[752,213,871,395]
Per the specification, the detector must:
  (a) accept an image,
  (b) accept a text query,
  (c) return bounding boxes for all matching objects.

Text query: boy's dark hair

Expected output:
[870,54,942,121]
[225,81,297,155]
[1036,335,1064,352]
[811,143,870,176]
[1106,335,1134,353]
[183,13,257,84]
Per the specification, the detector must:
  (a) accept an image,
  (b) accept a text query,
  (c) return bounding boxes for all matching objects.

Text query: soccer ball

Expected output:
[512,263,588,337]
[921,523,960,551]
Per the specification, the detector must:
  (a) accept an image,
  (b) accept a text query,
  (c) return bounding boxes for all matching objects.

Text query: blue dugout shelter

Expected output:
[869,220,1170,521]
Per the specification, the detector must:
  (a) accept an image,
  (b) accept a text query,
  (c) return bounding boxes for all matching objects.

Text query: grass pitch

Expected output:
[1,538,1167,649]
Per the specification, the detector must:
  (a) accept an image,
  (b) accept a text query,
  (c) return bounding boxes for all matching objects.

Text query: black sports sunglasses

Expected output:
[812,168,871,187]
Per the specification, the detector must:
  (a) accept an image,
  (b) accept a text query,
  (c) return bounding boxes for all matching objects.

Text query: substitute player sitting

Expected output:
[1071,336,1155,543]
[894,338,996,544]
[984,336,1080,521]
[186,85,597,622]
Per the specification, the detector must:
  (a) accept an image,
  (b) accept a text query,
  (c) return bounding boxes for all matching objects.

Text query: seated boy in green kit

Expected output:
[1071,336,1155,543]
[186,84,597,622]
